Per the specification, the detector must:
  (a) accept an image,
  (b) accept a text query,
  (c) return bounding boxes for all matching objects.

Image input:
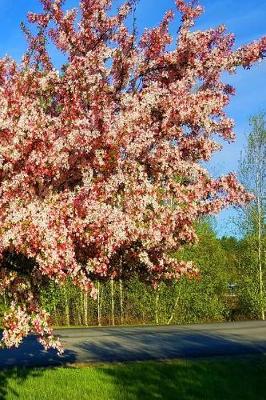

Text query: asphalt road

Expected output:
[0,321,266,368]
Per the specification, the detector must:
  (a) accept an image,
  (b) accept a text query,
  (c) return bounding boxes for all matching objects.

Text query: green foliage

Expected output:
[37,220,246,325]
[0,219,263,327]
[236,113,266,319]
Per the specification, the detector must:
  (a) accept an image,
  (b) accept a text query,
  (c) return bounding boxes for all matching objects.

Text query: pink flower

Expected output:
[0,0,263,351]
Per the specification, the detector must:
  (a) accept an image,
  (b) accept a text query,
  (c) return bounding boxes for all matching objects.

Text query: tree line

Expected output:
[39,223,265,326]
[1,219,264,327]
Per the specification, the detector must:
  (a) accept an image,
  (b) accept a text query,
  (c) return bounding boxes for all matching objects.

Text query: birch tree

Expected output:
[239,113,266,320]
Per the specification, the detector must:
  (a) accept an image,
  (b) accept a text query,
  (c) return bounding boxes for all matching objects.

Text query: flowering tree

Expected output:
[0,0,265,352]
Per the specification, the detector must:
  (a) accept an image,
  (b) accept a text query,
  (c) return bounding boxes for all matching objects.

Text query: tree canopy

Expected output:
[0,0,265,352]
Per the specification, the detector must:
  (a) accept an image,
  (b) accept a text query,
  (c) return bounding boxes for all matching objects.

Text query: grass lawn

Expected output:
[0,355,265,400]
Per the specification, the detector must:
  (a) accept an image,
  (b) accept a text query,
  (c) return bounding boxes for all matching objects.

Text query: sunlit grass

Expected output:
[0,355,265,400]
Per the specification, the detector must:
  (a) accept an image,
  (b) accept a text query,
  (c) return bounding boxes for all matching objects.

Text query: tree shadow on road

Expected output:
[75,329,266,362]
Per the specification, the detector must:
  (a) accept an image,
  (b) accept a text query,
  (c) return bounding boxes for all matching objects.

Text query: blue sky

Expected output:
[0,0,265,237]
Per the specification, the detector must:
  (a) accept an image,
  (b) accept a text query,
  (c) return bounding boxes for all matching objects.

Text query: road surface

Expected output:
[0,321,266,368]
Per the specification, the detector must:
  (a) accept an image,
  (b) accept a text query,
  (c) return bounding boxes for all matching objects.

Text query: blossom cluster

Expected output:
[0,0,265,351]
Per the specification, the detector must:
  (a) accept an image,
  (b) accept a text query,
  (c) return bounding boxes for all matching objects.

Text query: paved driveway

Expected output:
[0,321,266,368]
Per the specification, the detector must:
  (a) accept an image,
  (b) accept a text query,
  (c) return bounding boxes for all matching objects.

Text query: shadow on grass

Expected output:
[0,336,76,400]
[0,367,42,400]
[95,355,266,400]
[1,355,265,400]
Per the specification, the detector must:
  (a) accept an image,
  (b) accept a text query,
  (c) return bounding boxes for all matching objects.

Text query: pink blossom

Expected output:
[0,0,265,351]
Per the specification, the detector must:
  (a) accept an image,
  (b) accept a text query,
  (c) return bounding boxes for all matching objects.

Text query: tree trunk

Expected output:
[97,281,102,327]
[53,301,58,326]
[167,284,182,325]
[75,293,82,326]
[119,279,124,325]
[257,171,265,320]
[111,278,115,326]
[155,286,160,325]
[63,286,70,326]
[84,291,88,326]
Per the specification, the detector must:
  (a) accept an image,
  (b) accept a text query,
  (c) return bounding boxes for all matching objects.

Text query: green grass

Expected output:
[0,355,265,400]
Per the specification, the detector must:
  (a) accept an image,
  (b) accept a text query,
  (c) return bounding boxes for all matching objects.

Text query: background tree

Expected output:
[238,113,266,320]
[0,0,265,352]
[173,220,230,323]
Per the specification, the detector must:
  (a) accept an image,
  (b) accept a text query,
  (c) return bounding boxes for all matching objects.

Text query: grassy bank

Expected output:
[0,355,265,400]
